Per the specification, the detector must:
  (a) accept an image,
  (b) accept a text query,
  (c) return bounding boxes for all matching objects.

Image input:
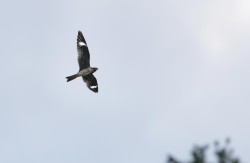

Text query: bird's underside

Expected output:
[66,31,98,93]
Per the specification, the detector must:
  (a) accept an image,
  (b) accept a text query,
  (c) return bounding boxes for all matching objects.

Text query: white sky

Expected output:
[0,0,250,163]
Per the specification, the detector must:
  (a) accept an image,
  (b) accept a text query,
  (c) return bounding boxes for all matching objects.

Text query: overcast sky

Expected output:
[0,0,250,163]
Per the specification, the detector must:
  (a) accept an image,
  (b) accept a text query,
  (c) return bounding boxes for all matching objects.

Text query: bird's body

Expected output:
[78,67,97,76]
[66,67,97,82]
[66,31,99,93]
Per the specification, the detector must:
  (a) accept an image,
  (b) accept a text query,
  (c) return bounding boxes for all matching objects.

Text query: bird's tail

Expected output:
[66,74,78,82]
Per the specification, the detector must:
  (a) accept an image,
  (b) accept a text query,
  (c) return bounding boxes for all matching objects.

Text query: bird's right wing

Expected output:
[77,31,90,70]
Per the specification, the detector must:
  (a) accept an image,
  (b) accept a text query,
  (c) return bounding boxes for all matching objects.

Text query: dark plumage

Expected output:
[66,31,99,93]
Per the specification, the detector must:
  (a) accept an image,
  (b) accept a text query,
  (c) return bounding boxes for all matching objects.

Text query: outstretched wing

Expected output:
[82,74,98,93]
[77,31,90,70]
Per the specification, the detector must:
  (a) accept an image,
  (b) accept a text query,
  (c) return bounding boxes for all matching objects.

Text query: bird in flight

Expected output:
[66,31,98,93]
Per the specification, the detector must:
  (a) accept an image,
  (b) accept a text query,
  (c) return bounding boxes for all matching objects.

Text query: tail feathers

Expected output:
[66,74,78,82]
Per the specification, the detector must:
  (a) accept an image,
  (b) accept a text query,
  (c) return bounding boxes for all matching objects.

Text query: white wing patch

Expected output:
[90,85,98,89]
[79,42,86,46]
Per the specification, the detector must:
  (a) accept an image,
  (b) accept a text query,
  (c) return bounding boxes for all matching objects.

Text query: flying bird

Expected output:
[66,31,98,93]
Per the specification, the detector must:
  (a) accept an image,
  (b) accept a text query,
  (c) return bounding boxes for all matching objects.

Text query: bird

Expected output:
[66,31,98,93]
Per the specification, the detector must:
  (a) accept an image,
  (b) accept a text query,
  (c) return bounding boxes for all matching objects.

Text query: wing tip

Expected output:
[89,86,98,93]
[92,88,98,93]
[77,30,85,43]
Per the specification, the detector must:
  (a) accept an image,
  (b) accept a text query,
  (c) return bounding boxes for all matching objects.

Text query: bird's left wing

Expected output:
[82,74,98,93]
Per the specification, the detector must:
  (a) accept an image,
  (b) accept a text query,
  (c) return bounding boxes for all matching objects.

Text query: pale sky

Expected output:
[0,0,250,163]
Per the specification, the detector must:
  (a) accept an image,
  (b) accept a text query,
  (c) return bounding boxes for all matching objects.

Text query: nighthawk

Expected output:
[66,31,98,93]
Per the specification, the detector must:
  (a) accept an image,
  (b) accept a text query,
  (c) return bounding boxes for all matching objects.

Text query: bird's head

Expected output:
[92,67,98,73]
